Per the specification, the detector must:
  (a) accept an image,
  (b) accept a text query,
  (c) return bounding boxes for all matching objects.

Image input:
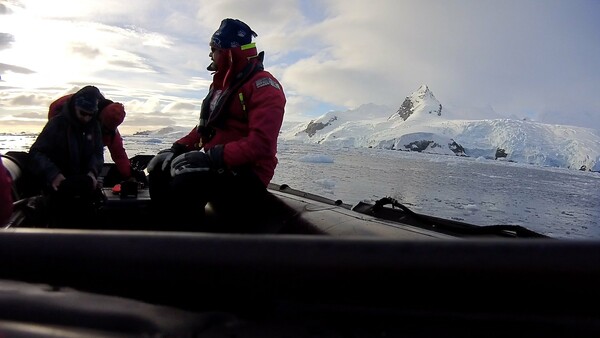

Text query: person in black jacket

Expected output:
[29,85,105,226]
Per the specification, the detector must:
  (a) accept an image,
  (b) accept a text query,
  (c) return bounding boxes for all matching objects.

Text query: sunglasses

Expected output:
[76,108,95,117]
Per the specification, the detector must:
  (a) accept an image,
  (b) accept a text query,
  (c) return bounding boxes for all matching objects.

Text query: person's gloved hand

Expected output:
[147,148,175,172]
[57,174,95,197]
[170,145,224,176]
[147,143,186,172]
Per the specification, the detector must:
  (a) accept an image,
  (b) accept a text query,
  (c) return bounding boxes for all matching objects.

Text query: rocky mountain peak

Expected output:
[390,84,443,121]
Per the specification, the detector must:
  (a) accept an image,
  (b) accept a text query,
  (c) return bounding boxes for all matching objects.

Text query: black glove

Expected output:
[131,168,148,186]
[170,144,224,176]
[146,143,187,173]
[57,174,95,198]
[119,180,138,197]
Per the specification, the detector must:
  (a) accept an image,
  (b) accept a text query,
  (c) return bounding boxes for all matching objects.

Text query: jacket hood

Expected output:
[100,102,126,131]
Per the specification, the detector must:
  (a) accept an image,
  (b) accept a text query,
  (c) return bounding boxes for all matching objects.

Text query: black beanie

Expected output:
[210,18,257,49]
[73,85,102,113]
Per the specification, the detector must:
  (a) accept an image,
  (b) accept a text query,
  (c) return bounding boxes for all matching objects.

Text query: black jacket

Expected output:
[29,88,104,189]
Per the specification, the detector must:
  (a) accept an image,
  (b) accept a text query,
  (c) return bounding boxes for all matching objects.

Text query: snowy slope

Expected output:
[280,85,600,171]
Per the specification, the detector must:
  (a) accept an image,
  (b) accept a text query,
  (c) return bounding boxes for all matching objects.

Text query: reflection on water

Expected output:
[2,135,599,239]
[273,142,600,240]
[0,134,37,153]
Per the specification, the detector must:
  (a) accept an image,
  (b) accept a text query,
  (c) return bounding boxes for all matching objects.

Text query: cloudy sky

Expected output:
[1,0,599,134]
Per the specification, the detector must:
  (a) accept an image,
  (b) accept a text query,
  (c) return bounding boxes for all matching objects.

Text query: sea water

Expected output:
[2,134,599,239]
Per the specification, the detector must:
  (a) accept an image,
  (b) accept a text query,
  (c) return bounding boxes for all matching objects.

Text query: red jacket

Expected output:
[175,48,286,187]
[49,94,131,179]
[0,160,13,225]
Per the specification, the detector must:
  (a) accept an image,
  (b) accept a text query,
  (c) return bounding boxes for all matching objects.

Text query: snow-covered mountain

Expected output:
[280,85,600,172]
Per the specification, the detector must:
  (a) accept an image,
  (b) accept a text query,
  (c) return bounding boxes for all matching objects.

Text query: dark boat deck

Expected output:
[3,151,600,337]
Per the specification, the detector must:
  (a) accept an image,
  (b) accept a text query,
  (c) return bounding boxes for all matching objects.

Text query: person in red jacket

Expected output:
[147,18,286,231]
[49,93,132,181]
[0,159,13,225]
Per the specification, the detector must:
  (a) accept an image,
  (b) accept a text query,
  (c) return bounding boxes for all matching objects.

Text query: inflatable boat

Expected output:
[1,151,599,337]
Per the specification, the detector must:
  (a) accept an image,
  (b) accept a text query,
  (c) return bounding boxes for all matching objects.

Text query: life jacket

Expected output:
[197,52,265,144]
